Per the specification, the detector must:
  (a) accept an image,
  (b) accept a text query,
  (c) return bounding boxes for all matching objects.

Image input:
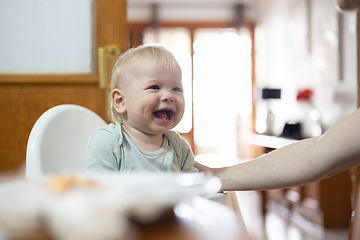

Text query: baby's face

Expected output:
[120,58,184,136]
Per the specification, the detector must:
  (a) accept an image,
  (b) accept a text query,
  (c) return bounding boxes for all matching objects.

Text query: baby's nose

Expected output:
[160,91,174,102]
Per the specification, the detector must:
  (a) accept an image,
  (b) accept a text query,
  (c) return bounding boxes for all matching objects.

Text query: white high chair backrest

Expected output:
[25,104,108,179]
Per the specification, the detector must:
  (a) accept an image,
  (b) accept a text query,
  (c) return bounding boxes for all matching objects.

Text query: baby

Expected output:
[82,45,198,173]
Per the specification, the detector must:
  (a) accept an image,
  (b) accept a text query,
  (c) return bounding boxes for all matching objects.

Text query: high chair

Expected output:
[25,104,107,179]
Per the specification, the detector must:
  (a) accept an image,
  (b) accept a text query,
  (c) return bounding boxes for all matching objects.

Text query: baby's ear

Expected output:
[112,89,127,114]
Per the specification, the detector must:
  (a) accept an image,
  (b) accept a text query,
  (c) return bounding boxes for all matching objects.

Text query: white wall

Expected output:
[0,0,94,74]
[253,0,357,136]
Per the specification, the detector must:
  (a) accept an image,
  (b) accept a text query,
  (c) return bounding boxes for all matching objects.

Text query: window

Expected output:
[193,28,252,155]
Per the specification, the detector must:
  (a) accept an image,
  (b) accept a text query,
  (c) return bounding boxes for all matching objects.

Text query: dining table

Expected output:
[134,194,248,240]
[0,172,248,240]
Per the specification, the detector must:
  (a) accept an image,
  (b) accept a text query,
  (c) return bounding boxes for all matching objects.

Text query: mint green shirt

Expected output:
[82,123,198,173]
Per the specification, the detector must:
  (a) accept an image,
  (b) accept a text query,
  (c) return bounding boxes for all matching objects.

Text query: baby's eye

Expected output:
[149,85,160,90]
[173,87,183,93]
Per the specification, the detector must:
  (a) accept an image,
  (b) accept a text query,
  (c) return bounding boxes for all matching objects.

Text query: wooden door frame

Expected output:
[0,0,128,172]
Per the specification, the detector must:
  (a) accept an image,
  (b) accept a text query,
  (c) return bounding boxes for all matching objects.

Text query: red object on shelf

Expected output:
[296,89,313,101]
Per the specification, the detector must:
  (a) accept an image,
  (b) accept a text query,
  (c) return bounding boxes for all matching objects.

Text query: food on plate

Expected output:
[46,173,101,193]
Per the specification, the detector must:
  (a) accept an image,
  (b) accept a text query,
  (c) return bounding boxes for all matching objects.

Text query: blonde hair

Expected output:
[110,44,180,123]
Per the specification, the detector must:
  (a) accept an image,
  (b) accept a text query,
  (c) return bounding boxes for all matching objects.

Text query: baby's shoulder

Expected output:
[93,123,123,143]
[164,129,181,143]
[164,130,190,152]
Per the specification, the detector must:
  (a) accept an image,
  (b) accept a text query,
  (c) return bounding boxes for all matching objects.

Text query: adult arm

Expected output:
[195,108,360,191]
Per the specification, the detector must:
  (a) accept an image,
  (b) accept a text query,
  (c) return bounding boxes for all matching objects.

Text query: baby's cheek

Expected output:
[177,102,185,115]
[128,109,145,122]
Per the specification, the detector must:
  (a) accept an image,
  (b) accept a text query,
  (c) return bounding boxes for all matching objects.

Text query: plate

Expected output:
[0,172,221,240]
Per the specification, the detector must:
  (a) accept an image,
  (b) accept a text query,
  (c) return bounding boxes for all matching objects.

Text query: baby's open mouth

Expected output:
[154,110,173,120]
